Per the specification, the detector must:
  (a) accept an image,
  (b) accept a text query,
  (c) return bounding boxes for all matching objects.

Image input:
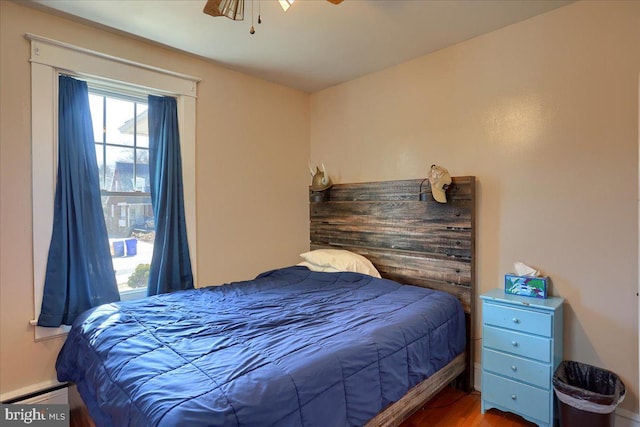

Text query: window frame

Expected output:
[28,34,200,340]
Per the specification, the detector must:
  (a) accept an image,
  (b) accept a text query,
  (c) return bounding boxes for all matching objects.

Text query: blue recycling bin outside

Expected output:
[125,238,138,256]
[112,240,125,257]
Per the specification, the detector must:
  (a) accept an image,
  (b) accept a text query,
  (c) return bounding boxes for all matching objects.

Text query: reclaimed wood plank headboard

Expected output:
[309,176,476,389]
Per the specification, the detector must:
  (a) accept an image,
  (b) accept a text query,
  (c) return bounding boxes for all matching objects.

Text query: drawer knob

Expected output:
[511,365,517,371]
[512,318,520,324]
[511,341,519,347]
[511,394,517,400]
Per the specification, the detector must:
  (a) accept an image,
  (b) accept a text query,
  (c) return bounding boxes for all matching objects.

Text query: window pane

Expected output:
[102,194,155,294]
[136,149,150,192]
[137,104,149,148]
[106,146,135,191]
[89,94,104,143]
[95,144,105,190]
[89,90,156,299]
[106,97,135,146]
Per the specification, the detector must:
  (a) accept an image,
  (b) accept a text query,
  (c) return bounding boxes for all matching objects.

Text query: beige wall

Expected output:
[2,0,638,418]
[0,1,309,396]
[311,0,639,414]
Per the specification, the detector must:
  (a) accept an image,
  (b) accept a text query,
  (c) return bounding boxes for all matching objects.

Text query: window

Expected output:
[89,90,154,298]
[29,34,200,340]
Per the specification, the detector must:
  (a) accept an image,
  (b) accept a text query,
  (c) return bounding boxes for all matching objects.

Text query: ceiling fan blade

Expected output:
[203,0,244,20]
[203,0,223,17]
[326,0,344,4]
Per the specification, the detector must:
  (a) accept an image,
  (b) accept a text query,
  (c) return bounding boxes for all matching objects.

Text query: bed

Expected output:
[56,177,476,426]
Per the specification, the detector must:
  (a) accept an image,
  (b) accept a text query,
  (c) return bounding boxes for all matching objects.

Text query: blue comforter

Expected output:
[56,266,465,427]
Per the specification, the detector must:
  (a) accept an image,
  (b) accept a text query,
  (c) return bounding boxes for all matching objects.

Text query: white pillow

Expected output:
[298,249,381,278]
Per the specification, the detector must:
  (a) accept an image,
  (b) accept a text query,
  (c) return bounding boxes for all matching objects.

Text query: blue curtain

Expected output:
[38,75,120,327]
[147,95,194,296]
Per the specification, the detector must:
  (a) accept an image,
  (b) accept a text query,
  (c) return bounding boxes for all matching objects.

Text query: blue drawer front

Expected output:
[484,326,551,363]
[483,348,551,389]
[483,302,552,337]
[483,372,551,424]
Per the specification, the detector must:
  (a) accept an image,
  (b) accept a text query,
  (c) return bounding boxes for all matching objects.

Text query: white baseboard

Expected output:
[474,362,639,427]
[616,408,640,427]
[13,388,68,405]
[1,381,68,405]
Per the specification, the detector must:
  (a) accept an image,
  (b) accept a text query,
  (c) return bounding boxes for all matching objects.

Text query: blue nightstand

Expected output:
[480,288,564,427]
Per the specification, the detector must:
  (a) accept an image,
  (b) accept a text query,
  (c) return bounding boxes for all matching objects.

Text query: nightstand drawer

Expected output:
[484,326,551,363]
[482,372,550,424]
[483,302,552,336]
[483,348,551,389]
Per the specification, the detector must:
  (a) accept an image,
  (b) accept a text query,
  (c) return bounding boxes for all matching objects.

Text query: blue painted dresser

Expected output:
[480,288,564,427]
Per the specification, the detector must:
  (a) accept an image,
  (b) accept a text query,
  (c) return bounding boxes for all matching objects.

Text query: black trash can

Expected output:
[553,361,625,427]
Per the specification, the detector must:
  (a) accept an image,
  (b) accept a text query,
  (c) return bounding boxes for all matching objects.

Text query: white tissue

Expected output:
[514,261,539,277]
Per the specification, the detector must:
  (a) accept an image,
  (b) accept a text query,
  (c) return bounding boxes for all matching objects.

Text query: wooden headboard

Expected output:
[309,176,476,389]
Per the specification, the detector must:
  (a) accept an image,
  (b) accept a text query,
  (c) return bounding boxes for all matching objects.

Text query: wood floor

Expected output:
[71,386,536,427]
[401,387,536,427]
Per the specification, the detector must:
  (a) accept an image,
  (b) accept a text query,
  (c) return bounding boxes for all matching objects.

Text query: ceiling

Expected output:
[25,0,573,93]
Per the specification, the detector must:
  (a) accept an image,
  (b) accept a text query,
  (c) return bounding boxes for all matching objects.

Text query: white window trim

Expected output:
[28,34,200,340]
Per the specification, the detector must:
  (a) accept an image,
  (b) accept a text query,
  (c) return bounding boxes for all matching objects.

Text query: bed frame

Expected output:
[309,176,476,426]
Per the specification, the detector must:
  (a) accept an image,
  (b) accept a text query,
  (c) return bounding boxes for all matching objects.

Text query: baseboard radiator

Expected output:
[2,384,68,405]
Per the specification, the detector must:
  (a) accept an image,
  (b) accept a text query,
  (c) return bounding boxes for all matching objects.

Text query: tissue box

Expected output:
[504,274,548,299]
